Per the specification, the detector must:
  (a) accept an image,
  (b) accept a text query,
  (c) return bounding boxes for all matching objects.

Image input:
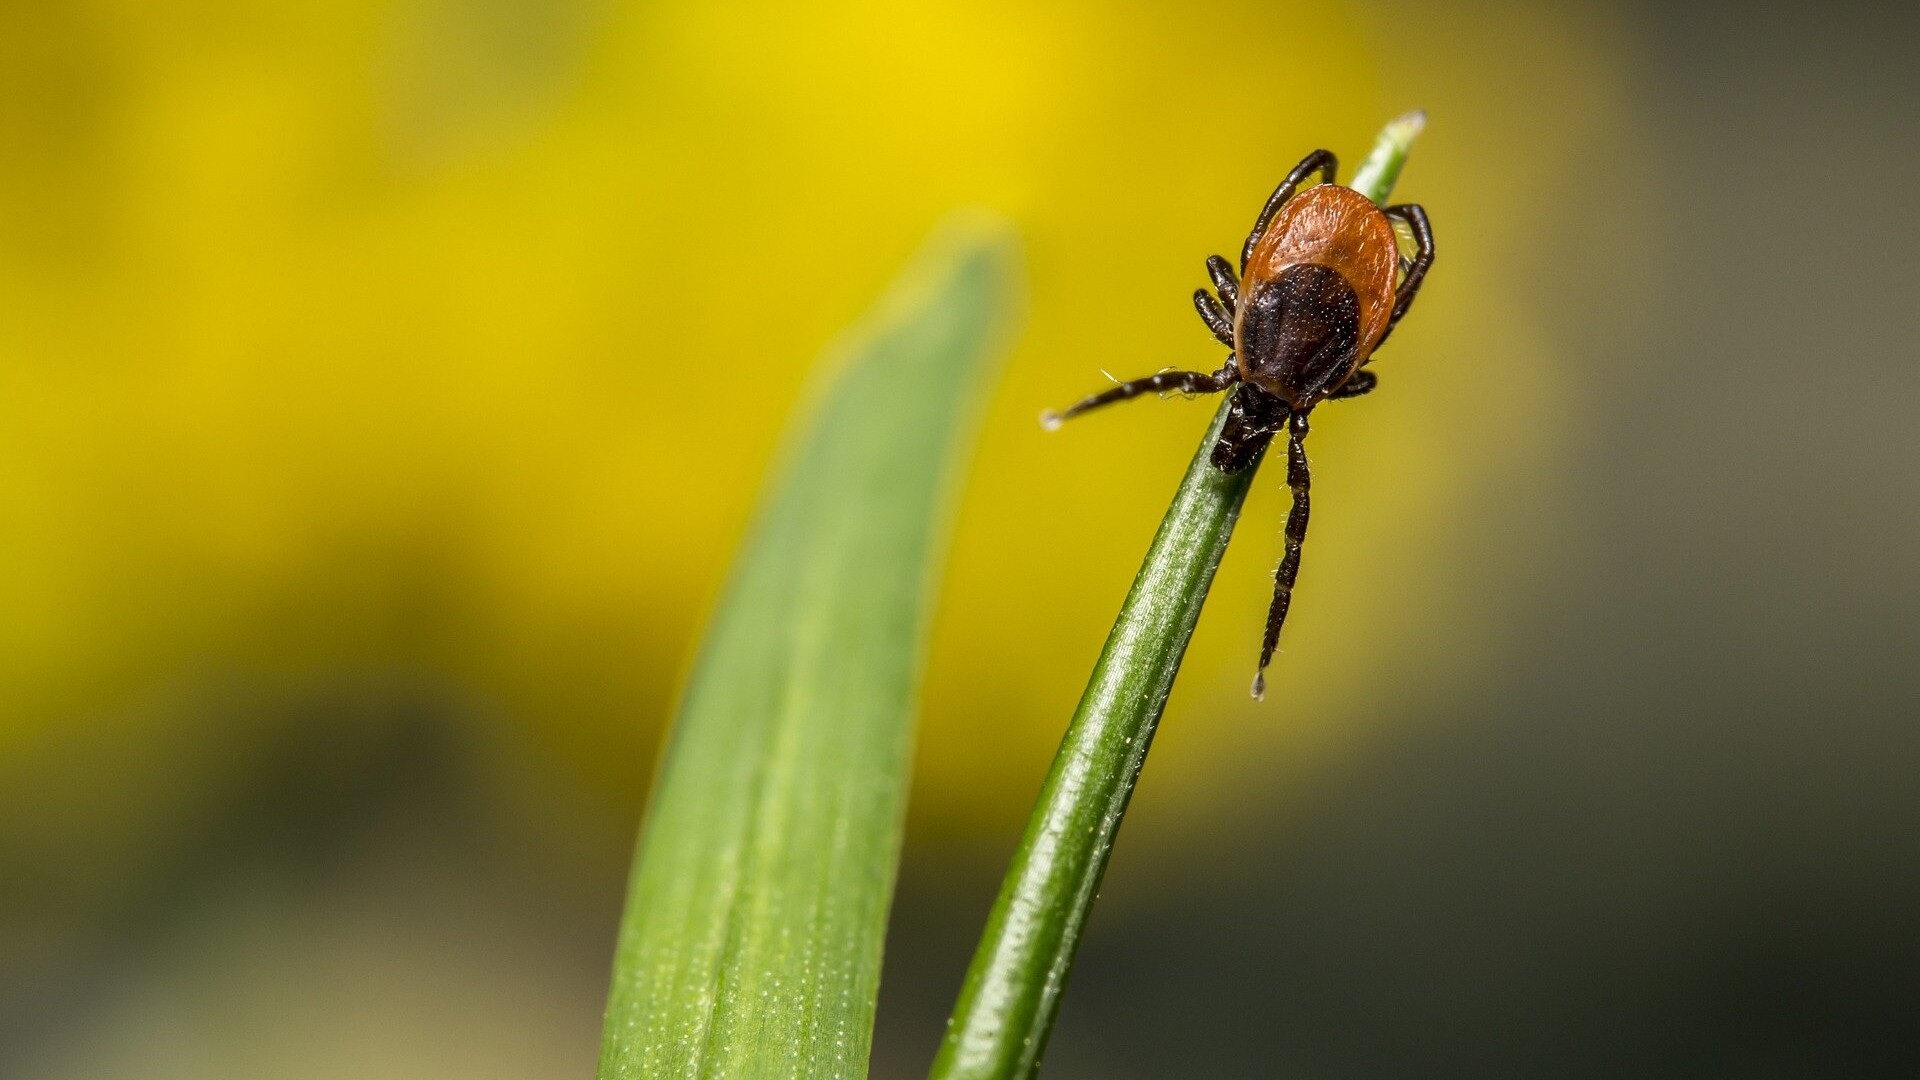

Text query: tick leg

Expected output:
[1192,289,1234,347]
[1210,384,1286,473]
[1205,255,1239,315]
[1372,203,1434,353]
[1325,370,1377,401]
[1242,149,1338,273]
[1041,359,1238,429]
[1252,409,1313,699]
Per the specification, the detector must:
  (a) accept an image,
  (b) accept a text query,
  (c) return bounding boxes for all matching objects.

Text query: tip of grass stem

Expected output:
[1388,108,1427,139]
[1347,108,1428,205]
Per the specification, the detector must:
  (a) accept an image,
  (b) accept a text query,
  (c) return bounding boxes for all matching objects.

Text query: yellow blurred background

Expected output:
[6,1,1918,1077]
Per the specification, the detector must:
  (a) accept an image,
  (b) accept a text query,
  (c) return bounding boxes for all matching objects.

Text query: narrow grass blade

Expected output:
[929,114,1425,1080]
[599,216,1022,1080]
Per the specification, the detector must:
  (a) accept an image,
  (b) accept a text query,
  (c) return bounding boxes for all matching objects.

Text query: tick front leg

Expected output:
[1205,255,1239,315]
[1209,383,1286,473]
[1325,370,1377,401]
[1042,359,1238,430]
[1192,289,1234,347]
[1242,149,1338,272]
[1373,203,1433,352]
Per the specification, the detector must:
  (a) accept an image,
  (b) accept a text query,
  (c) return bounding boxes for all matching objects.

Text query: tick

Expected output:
[1042,148,1434,697]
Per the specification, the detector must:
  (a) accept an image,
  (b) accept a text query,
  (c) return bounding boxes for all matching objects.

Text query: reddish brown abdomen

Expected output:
[1234,184,1400,407]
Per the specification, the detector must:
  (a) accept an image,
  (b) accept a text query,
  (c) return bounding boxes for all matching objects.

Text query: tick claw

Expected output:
[1039,409,1064,432]
[1250,671,1266,700]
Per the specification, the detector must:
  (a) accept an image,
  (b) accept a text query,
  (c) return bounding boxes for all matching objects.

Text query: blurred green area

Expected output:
[5,1,1917,1077]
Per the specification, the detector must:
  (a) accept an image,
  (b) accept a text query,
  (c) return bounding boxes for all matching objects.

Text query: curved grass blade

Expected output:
[929,113,1425,1080]
[599,215,1022,1080]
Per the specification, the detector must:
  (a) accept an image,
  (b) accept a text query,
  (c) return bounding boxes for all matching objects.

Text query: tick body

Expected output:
[1237,184,1399,407]
[1043,148,1434,696]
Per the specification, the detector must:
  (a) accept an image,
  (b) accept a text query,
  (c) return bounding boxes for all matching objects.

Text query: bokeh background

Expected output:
[4,0,1917,1076]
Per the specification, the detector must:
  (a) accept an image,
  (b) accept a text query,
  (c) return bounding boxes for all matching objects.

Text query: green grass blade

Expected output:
[599,215,1022,1080]
[929,114,1425,1080]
